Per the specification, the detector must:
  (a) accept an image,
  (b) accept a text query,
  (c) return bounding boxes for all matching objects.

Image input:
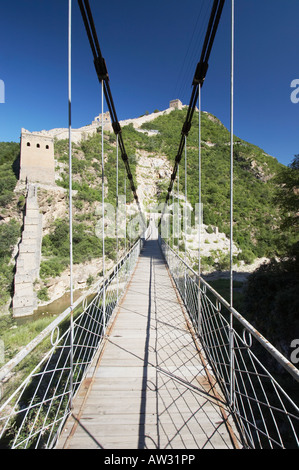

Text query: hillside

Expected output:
[36,107,294,304]
[140,108,289,262]
[0,142,23,313]
[0,106,294,315]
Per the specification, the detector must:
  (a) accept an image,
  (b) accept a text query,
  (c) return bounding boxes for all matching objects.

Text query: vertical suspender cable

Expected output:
[184,136,187,304]
[184,136,187,260]
[68,0,74,409]
[230,0,234,310]
[172,191,174,248]
[116,134,119,302]
[177,166,180,247]
[198,86,202,336]
[176,166,180,279]
[101,80,106,334]
[124,173,127,253]
[229,0,235,407]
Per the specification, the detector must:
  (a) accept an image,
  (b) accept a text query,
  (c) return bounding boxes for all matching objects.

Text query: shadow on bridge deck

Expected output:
[56,239,242,450]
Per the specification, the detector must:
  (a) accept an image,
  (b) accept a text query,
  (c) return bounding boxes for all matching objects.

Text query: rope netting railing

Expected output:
[0,238,143,449]
[160,238,299,449]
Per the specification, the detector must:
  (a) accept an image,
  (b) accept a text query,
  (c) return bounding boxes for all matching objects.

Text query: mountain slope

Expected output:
[140,108,288,262]
[0,106,292,312]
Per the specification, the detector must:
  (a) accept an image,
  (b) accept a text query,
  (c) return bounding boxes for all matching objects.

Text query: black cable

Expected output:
[159,0,225,226]
[78,0,146,227]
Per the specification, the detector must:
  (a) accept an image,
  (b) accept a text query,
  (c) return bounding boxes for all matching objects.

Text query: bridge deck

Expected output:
[57,239,241,449]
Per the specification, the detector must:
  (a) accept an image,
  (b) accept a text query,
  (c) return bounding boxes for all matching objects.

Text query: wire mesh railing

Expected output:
[160,237,299,449]
[0,238,142,449]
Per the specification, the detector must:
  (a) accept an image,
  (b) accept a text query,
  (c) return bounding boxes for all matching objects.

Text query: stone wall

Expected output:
[13,184,43,317]
[30,112,113,145]
[169,99,183,110]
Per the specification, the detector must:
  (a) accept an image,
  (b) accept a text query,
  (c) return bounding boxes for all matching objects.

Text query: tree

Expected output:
[244,154,299,368]
[275,154,299,234]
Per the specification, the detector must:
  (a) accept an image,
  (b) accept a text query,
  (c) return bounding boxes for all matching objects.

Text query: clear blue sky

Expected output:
[0,0,298,167]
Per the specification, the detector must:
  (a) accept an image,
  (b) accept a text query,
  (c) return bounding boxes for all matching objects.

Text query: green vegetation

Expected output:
[0,220,21,307]
[208,278,244,312]
[0,314,55,363]
[44,126,148,283]
[141,109,288,261]
[41,218,105,279]
[139,110,299,374]
[37,287,50,302]
[274,154,299,239]
[0,143,22,308]
[55,128,140,205]
[243,155,299,364]
[0,113,297,366]
[0,142,19,207]
[0,110,298,444]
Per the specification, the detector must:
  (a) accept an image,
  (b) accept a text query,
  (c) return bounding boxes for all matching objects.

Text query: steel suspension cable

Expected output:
[173,0,207,100]
[78,0,146,230]
[159,0,225,226]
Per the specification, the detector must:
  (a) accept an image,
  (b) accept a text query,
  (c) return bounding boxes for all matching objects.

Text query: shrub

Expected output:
[37,287,50,301]
[239,249,256,265]
[40,258,66,279]
[0,220,20,258]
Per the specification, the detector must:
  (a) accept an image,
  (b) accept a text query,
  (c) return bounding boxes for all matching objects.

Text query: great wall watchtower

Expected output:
[169,99,183,110]
[20,129,55,185]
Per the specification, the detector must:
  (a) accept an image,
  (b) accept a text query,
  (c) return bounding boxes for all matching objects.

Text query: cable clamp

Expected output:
[94,56,109,82]
[192,61,209,86]
[182,121,191,136]
[112,122,122,135]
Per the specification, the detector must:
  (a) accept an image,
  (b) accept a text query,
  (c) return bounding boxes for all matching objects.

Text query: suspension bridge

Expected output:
[0,0,298,450]
[56,226,242,450]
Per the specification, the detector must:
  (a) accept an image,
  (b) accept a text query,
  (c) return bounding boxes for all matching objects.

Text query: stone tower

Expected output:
[169,99,183,110]
[20,129,55,185]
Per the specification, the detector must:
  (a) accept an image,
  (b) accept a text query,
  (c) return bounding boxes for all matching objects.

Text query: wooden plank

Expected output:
[56,239,241,450]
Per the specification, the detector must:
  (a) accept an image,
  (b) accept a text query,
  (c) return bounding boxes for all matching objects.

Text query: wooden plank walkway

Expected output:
[57,238,242,450]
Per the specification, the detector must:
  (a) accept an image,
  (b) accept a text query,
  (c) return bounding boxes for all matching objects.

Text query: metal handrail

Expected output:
[0,238,141,384]
[160,238,299,382]
[0,238,143,449]
[160,236,299,449]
